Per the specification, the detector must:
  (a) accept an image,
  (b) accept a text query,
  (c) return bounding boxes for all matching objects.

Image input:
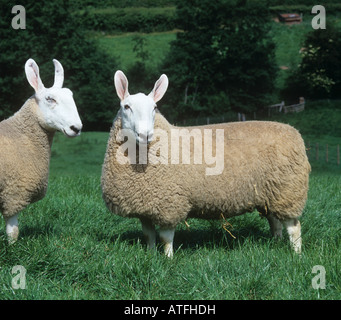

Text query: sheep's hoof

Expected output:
[7,228,19,245]
[164,244,174,259]
[159,228,175,259]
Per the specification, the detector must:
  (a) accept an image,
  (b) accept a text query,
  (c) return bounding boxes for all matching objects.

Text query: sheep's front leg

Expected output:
[140,218,156,250]
[283,218,301,254]
[5,214,19,244]
[159,228,175,258]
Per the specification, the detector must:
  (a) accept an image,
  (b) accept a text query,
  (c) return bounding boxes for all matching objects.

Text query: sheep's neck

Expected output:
[11,98,55,156]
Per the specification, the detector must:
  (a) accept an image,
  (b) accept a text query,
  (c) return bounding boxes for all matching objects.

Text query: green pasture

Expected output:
[94,31,177,71]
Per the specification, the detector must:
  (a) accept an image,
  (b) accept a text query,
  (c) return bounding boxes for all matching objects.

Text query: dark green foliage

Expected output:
[69,0,175,9]
[160,0,277,122]
[70,1,341,34]
[74,7,176,33]
[69,0,340,9]
[0,0,117,130]
[269,3,341,16]
[282,25,341,102]
[267,0,341,5]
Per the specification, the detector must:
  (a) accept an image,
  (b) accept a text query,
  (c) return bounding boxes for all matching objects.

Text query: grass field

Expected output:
[94,31,177,71]
[0,122,340,299]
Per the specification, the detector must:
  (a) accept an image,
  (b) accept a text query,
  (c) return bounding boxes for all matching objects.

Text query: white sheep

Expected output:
[101,71,311,257]
[0,58,82,243]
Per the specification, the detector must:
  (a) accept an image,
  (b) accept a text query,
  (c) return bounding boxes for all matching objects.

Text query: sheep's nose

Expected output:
[70,125,81,134]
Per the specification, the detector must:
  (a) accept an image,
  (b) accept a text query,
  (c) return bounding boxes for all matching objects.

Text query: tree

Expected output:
[282,25,341,102]
[0,0,118,130]
[126,35,154,94]
[160,0,277,122]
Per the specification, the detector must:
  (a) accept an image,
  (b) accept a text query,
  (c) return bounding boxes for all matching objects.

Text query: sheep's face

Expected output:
[25,58,82,138]
[35,87,83,137]
[114,71,168,145]
[120,93,156,145]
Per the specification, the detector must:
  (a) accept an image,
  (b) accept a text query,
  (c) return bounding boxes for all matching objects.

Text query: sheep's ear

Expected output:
[149,74,168,103]
[52,59,64,88]
[25,58,45,93]
[114,70,129,101]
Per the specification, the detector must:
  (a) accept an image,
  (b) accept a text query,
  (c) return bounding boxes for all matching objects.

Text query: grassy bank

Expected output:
[94,30,177,71]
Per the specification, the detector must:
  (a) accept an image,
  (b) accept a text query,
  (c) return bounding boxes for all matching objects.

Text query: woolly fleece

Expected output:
[0,98,54,219]
[101,111,311,229]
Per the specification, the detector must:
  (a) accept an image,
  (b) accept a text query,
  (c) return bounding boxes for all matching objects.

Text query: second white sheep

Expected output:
[101,71,311,257]
[0,58,82,242]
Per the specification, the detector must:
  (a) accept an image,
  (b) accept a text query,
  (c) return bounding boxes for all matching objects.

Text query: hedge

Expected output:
[74,7,176,32]
[70,0,175,9]
[269,3,341,15]
[74,3,341,33]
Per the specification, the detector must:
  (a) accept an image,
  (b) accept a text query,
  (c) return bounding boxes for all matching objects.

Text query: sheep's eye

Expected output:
[124,104,130,110]
[46,96,56,103]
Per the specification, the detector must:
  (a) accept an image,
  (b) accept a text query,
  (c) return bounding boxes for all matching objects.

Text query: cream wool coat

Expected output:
[0,98,54,219]
[101,111,311,229]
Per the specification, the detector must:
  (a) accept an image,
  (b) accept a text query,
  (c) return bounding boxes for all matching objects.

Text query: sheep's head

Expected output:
[114,70,168,145]
[25,58,83,137]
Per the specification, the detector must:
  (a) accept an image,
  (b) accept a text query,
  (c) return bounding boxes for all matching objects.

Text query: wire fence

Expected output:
[306,142,340,166]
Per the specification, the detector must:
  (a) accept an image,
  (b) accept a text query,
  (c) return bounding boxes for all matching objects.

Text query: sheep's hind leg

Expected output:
[5,213,19,244]
[266,214,283,238]
[282,218,301,254]
[159,228,175,258]
[140,218,156,251]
